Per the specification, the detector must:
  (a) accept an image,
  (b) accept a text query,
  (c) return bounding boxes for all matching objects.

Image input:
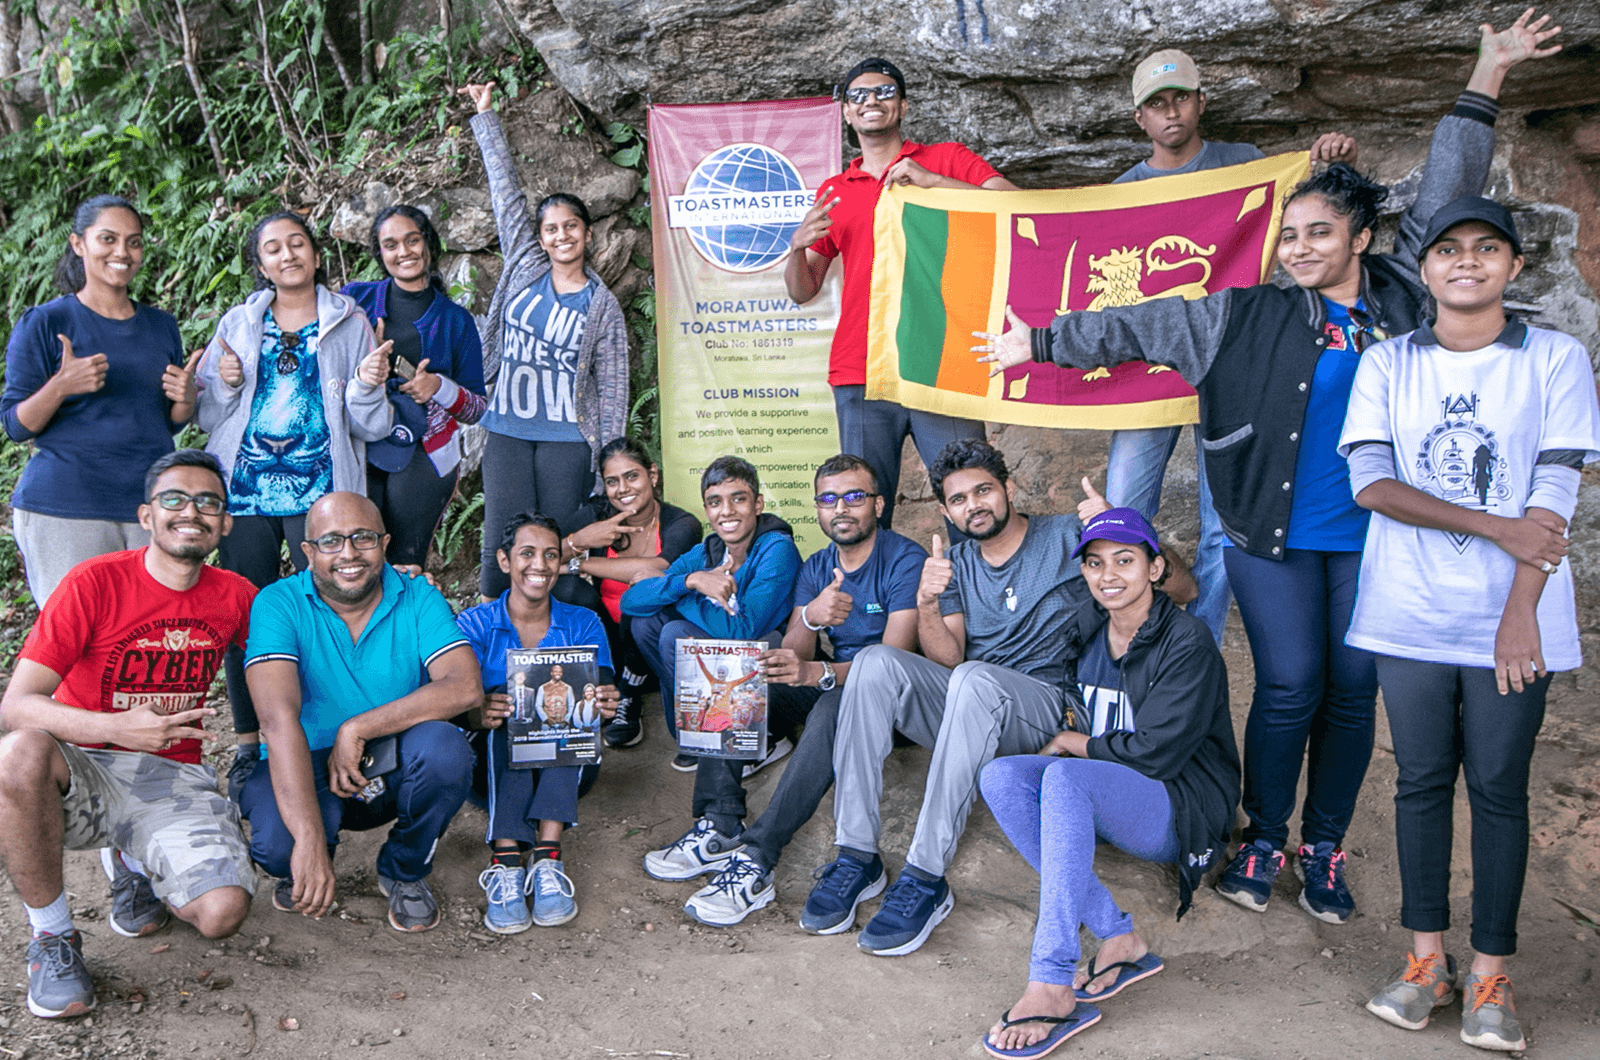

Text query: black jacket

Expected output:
[1033,91,1499,559]
[1061,591,1240,918]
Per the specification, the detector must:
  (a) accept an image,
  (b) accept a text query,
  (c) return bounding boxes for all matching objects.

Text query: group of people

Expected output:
[0,8,1593,1058]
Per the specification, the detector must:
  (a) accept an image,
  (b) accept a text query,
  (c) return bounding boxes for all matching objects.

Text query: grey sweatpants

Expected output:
[832,644,1065,877]
[13,508,149,608]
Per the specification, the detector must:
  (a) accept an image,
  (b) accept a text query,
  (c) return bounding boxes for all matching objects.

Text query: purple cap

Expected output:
[1073,506,1161,559]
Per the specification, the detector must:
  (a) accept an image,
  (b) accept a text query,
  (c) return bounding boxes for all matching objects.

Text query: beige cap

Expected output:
[1132,49,1200,106]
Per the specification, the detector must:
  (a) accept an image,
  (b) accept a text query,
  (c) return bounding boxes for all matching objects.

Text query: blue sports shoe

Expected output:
[1214,840,1284,913]
[529,858,578,927]
[1296,842,1355,924]
[478,862,532,935]
[800,852,886,935]
[857,872,954,957]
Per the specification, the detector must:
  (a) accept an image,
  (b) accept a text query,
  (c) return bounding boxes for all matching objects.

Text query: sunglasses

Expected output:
[311,530,383,554]
[152,490,227,516]
[276,330,304,375]
[814,490,878,509]
[843,84,901,105]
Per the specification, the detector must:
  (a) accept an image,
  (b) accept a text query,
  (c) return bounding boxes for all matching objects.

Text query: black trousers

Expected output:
[479,433,592,598]
[368,447,459,567]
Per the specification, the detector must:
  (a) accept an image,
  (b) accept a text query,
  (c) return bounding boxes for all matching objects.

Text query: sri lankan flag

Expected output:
[866,152,1311,429]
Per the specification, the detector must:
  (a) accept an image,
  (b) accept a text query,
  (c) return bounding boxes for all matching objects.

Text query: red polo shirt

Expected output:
[810,141,1001,386]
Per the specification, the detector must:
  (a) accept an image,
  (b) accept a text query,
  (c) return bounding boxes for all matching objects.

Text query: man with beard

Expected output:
[816,440,1197,957]
[0,450,256,1019]
[237,491,482,934]
[679,454,925,926]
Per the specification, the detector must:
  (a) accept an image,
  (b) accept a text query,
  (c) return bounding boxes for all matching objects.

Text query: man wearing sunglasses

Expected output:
[786,57,1017,535]
[236,490,482,934]
[0,449,258,1020]
[681,453,926,927]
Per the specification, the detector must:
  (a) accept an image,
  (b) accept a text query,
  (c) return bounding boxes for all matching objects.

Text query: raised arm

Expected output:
[464,82,545,279]
[916,535,966,669]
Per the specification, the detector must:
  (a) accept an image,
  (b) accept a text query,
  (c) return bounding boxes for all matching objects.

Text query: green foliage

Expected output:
[433,485,485,567]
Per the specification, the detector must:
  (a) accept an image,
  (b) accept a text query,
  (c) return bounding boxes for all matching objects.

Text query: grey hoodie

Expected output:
[195,285,393,497]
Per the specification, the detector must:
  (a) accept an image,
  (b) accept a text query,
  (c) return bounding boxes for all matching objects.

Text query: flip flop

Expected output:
[1073,951,1164,1001]
[981,1003,1102,1059]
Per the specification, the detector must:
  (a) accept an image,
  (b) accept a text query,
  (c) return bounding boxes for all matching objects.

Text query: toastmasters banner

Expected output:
[649,98,842,555]
[866,151,1311,429]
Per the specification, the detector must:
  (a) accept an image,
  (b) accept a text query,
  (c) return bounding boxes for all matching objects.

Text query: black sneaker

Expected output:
[227,744,260,802]
[100,849,169,938]
[603,697,644,748]
[671,752,698,772]
[271,877,297,913]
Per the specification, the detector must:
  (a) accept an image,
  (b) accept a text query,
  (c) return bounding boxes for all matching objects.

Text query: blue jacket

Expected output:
[621,514,801,639]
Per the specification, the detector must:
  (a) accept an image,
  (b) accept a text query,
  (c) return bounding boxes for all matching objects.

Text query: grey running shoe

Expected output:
[1366,952,1457,1031]
[26,931,95,1019]
[1460,972,1526,1052]
[101,849,169,938]
[378,875,440,933]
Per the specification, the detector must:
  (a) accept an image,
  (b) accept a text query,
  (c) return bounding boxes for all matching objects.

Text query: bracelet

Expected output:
[801,608,828,631]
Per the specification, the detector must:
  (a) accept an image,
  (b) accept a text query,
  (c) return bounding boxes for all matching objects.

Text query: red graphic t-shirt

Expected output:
[20,550,257,764]
[811,141,1002,386]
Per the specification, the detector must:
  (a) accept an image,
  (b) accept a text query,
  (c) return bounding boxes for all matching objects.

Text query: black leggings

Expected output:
[479,433,592,598]
[368,447,459,567]
[217,513,310,736]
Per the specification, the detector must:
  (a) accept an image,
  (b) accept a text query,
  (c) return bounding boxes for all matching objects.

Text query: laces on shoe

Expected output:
[709,857,762,896]
[879,876,935,917]
[33,934,82,978]
[530,861,575,899]
[667,819,713,853]
[811,858,866,900]
[1468,974,1511,1012]
[1400,951,1443,986]
[478,864,524,904]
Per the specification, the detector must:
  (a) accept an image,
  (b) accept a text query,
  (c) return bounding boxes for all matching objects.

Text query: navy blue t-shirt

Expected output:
[1,295,184,521]
[792,528,925,663]
[1076,627,1133,738]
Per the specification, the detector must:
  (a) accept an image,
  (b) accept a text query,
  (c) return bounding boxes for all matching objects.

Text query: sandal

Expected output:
[1073,951,1164,1001]
[981,1003,1102,1059]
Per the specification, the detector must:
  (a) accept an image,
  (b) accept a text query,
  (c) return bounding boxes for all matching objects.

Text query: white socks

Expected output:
[25,892,73,938]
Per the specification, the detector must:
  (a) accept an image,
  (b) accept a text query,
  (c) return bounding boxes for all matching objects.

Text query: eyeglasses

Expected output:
[814,490,878,509]
[276,330,303,375]
[843,84,900,105]
[152,490,227,515]
[311,530,383,553]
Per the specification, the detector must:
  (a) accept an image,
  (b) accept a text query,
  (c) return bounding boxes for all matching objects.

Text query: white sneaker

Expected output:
[742,737,794,780]
[684,852,775,927]
[643,817,744,881]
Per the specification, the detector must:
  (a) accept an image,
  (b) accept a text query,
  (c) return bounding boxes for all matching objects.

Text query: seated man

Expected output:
[819,439,1197,957]
[0,450,257,1019]
[238,492,482,934]
[623,455,801,860]
[681,454,925,927]
[457,512,619,934]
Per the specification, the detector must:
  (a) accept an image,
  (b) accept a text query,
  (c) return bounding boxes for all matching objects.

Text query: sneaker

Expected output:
[643,818,744,881]
[100,849,169,938]
[603,697,644,748]
[685,852,775,927]
[528,858,578,927]
[271,877,296,913]
[1460,972,1526,1052]
[857,872,954,957]
[1366,952,1458,1031]
[741,737,793,780]
[478,862,532,935]
[226,744,260,802]
[671,752,698,772]
[800,853,886,935]
[26,931,95,1019]
[1214,840,1285,913]
[1296,842,1355,924]
[377,875,440,933]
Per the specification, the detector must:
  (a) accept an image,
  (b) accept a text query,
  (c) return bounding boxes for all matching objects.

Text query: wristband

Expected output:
[801,607,829,631]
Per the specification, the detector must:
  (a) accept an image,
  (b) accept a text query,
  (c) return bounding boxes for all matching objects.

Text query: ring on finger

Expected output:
[1540,560,1556,573]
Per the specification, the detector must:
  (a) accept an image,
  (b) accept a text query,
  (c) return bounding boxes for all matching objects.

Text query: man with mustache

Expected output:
[237,491,482,934]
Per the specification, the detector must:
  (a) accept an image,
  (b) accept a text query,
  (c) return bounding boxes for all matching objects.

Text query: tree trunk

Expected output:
[358,0,372,85]
[174,1,228,179]
[0,8,25,134]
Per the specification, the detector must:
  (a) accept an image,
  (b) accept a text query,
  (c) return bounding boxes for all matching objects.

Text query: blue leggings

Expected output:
[981,756,1178,985]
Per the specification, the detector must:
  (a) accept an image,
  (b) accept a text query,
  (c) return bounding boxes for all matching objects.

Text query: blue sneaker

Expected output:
[800,852,886,935]
[1296,842,1355,924]
[478,862,532,935]
[1214,840,1284,913]
[857,872,954,957]
[528,858,578,927]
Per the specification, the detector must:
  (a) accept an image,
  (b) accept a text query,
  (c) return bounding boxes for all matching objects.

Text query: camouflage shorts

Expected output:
[58,743,257,908]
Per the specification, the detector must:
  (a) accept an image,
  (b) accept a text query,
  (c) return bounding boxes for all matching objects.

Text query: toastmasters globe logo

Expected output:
[667,143,815,273]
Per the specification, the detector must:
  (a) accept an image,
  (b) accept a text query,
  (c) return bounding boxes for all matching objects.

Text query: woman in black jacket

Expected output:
[978,507,1238,1058]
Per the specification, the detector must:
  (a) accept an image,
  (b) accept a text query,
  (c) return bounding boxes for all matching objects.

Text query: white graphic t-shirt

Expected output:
[1338,321,1600,669]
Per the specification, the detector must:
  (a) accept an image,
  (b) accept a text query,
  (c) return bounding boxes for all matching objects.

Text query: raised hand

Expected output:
[1481,7,1562,69]
[1077,477,1111,522]
[1308,132,1358,165]
[686,554,738,614]
[398,357,442,404]
[790,192,839,251]
[973,306,1034,376]
[804,566,854,629]
[459,81,496,114]
[917,533,954,606]
[51,334,108,397]
[115,702,215,754]
[162,347,203,406]
[215,336,245,387]
[569,509,646,553]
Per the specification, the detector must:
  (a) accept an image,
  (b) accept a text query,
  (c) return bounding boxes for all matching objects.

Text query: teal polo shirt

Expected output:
[245,565,470,752]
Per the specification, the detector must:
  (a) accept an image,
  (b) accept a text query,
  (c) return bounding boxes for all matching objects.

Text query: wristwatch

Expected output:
[567,551,586,575]
[817,661,837,691]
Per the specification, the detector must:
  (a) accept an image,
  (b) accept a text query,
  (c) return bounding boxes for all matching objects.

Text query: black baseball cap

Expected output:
[1419,196,1522,257]
[841,57,906,97]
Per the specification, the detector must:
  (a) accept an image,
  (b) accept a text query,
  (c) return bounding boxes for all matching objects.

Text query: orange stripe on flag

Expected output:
[933,211,994,397]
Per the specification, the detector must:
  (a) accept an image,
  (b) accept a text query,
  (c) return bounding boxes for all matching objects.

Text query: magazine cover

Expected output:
[673,638,767,760]
[505,646,603,769]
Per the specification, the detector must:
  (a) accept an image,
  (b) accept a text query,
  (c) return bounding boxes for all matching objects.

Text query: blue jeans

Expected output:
[981,756,1178,984]
[832,384,984,535]
[1105,425,1230,644]
[240,720,473,882]
[1224,547,1377,850]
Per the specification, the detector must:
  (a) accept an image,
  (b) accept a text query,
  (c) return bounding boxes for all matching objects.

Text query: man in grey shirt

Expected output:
[800,440,1195,957]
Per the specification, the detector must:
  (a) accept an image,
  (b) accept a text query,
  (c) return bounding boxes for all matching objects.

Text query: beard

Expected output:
[311,564,382,606]
[825,514,874,547]
[157,521,216,562]
[963,502,1011,541]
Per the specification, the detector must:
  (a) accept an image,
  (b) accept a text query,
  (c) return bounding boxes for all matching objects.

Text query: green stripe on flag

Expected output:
[895,203,947,387]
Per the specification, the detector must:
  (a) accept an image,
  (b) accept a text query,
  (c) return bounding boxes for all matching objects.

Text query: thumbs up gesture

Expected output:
[1077,476,1111,522]
[214,336,245,387]
[398,357,443,404]
[162,347,203,406]
[972,305,1034,377]
[51,334,108,397]
[357,318,392,388]
[804,565,854,629]
[917,532,954,607]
